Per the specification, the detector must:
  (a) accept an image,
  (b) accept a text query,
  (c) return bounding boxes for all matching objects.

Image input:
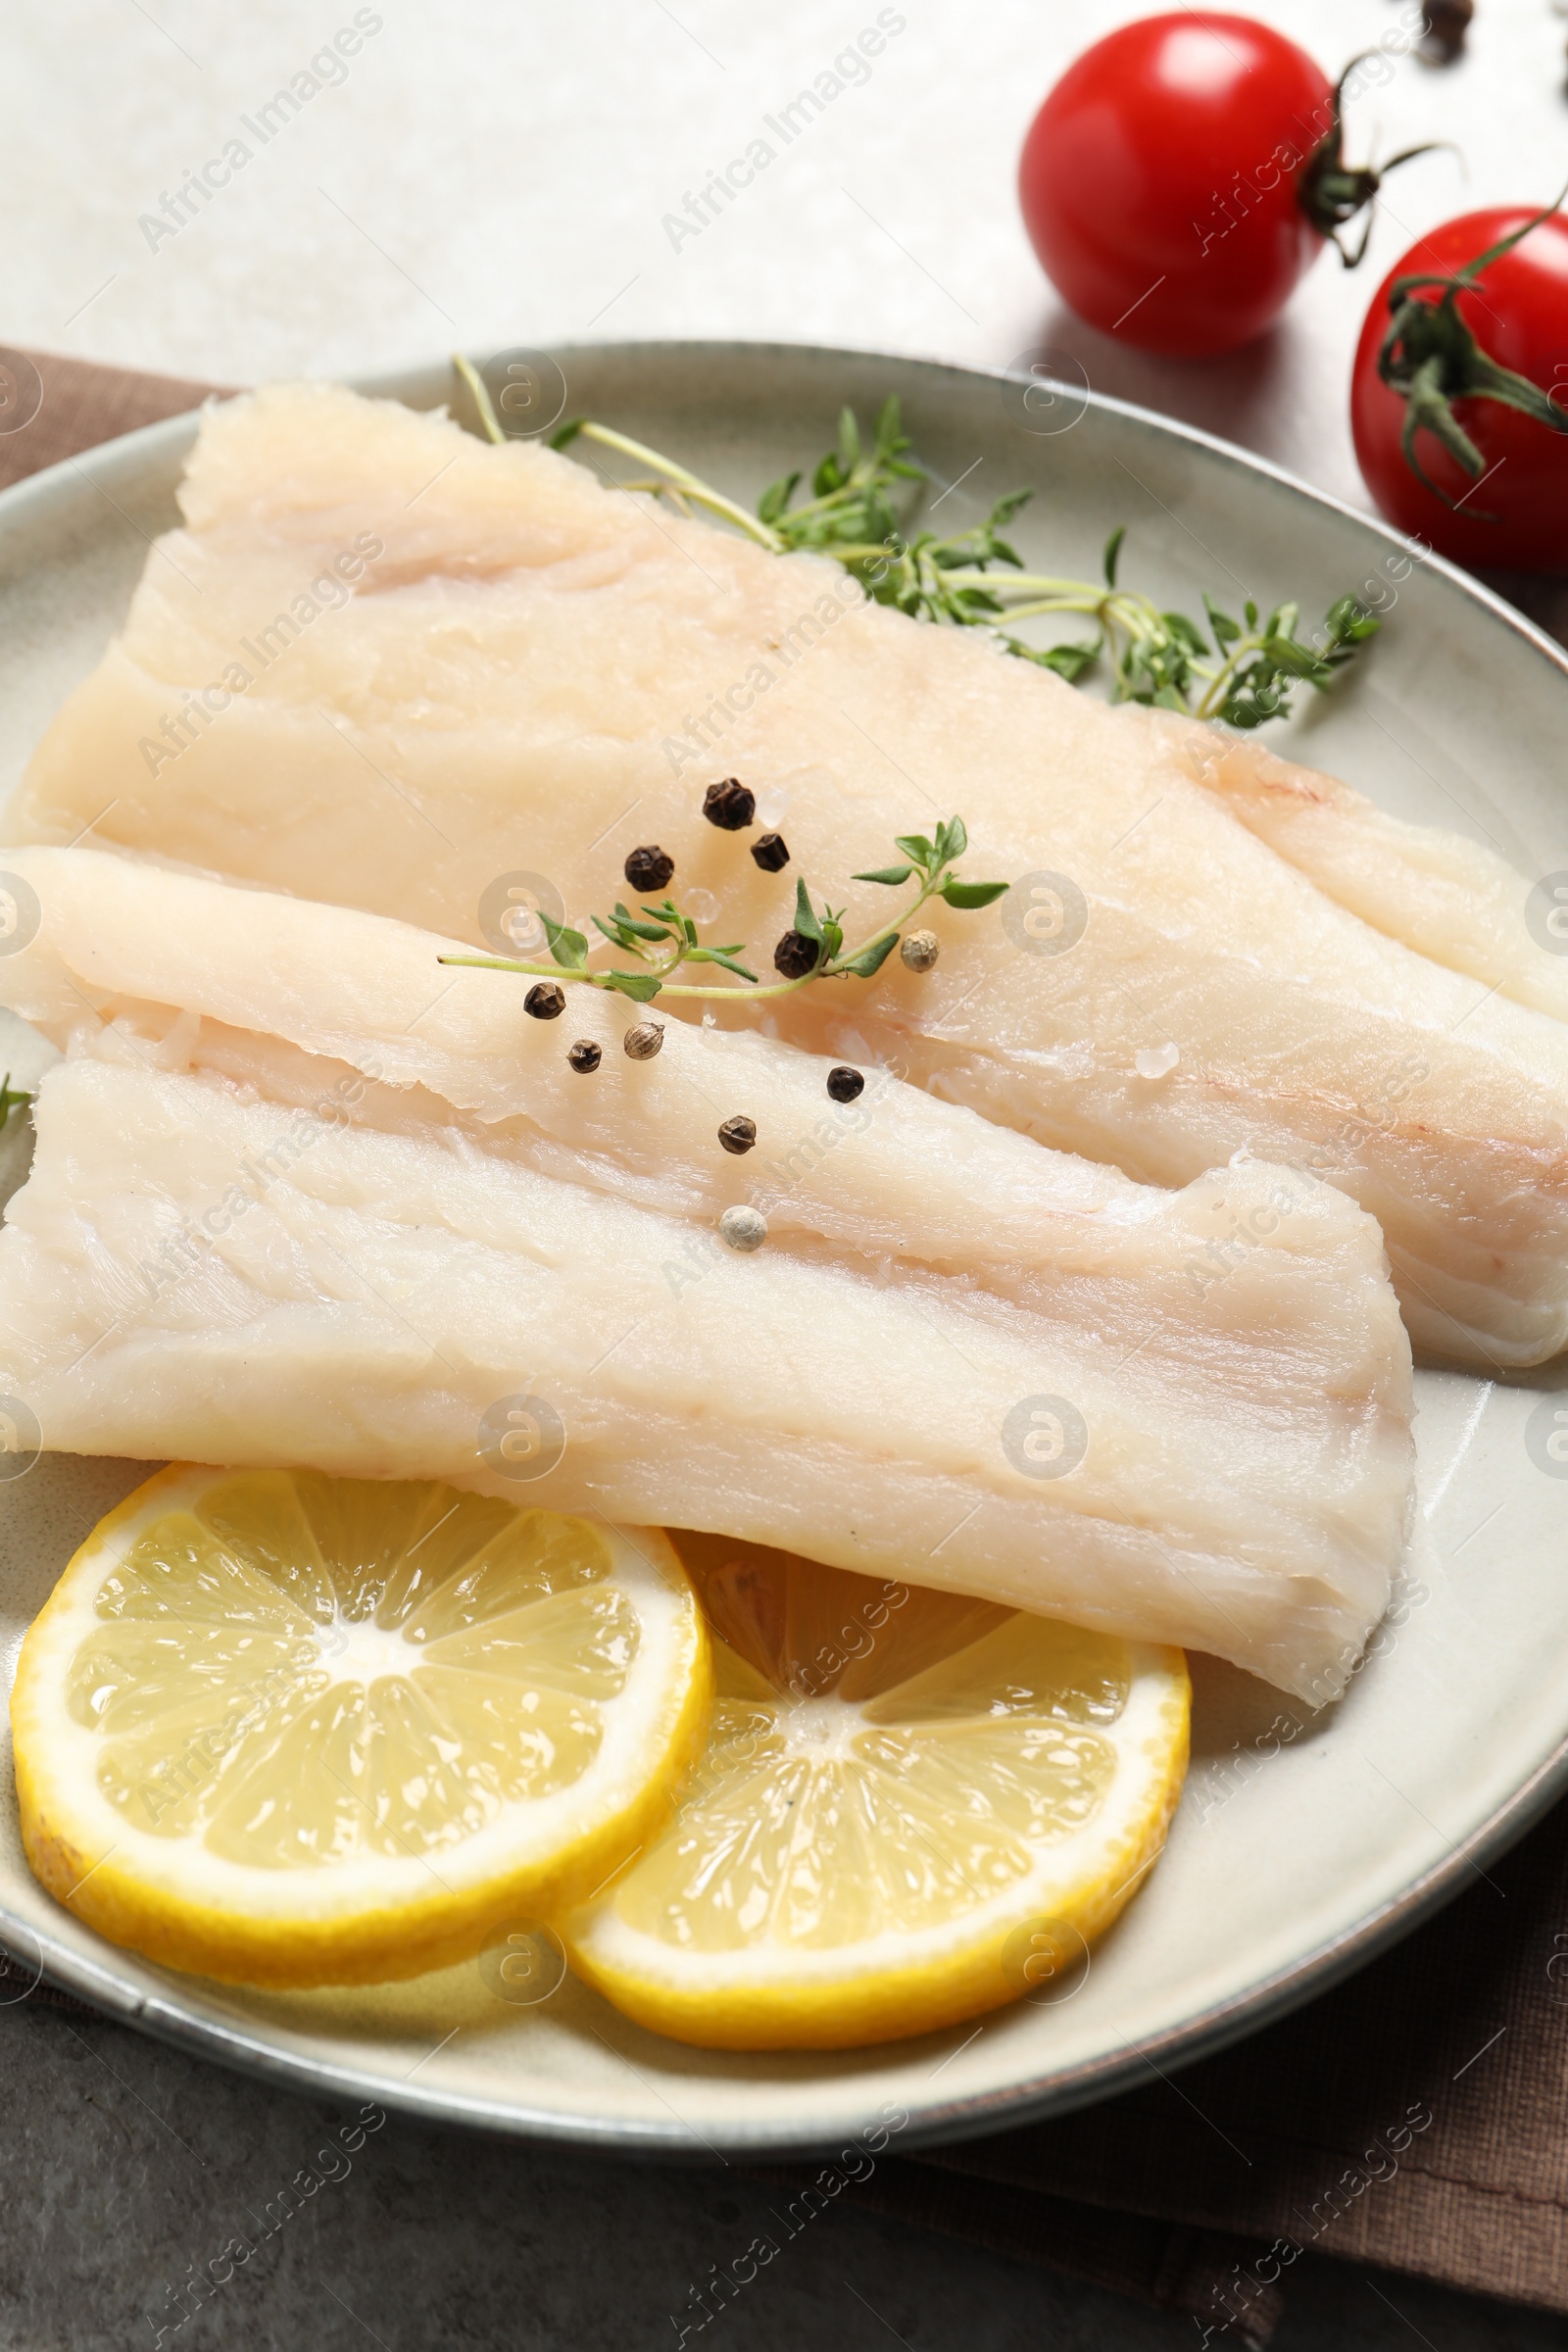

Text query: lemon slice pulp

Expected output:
[12,1465,710,1986]
[564,1535,1189,2049]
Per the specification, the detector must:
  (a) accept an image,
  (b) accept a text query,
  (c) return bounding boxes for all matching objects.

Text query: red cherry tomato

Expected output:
[1349,207,1568,572]
[1018,14,1339,357]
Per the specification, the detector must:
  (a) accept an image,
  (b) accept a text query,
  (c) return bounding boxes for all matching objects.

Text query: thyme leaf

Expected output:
[791,876,825,950]
[834,931,902,979]
[540,913,589,970]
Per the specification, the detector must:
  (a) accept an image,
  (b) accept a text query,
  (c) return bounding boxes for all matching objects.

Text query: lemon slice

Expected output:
[563,1536,1189,2050]
[12,1465,710,1987]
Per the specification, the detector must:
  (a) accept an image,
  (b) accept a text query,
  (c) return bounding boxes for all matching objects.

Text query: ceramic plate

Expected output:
[0,341,1565,2158]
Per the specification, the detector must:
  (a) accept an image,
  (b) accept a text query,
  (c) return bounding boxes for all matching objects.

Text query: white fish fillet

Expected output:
[1159,717,1568,1026]
[0,846,1408,1373]
[0,1039,1419,1702]
[10,381,1566,1366]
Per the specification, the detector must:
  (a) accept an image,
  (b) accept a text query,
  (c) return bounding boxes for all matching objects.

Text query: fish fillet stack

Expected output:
[5,376,1558,1695]
[0,849,1410,1699]
[10,382,1568,1368]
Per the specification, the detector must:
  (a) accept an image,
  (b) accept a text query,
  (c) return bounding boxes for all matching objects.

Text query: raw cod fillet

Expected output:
[10,382,1568,1366]
[1159,718,1568,1027]
[0,849,1414,1698]
[0,847,1412,1369]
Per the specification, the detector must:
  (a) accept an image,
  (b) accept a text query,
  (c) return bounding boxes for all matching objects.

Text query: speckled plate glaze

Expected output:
[1,343,1566,2159]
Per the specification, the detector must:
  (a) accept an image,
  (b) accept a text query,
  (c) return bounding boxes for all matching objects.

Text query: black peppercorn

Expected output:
[751,831,790,872]
[772,929,820,980]
[703,777,756,831]
[624,845,674,892]
[1419,0,1471,63]
[826,1066,864,1103]
[567,1039,602,1074]
[525,982,566,1019]
[717,1115,757,1155]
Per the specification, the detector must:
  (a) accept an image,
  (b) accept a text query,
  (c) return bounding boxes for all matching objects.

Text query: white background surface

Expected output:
[5,0,1568,514]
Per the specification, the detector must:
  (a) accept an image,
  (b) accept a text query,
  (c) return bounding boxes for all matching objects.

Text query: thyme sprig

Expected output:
[863,509,1378,727]
[437,816,1005,1004]
[453,361,1379,730]
[748,403,1378,727]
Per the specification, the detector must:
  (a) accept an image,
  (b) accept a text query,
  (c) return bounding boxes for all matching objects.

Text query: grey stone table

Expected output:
[4,1989,1568,2350]
[5,1,1568,2342]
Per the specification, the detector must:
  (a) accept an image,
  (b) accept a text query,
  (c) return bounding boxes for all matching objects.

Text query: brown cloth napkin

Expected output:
[0,346,230,493]
[4,346,1564,2345]
[885,1795,1568,2337]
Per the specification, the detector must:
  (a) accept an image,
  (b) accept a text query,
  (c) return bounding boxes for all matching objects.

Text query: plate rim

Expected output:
[7,1720,1563,2161]
[15,330,1568,688]
[2,335,1565,2157]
